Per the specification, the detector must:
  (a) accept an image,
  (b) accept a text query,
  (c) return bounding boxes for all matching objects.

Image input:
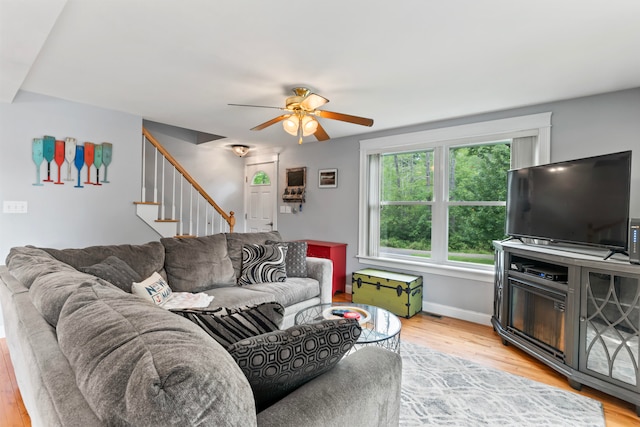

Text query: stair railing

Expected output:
[138,127,235,236]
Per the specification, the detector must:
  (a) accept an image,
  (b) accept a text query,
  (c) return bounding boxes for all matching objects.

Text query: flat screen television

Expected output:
[506,150,632,255]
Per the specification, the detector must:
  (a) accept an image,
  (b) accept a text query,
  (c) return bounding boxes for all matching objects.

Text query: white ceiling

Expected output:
[2,0,640,151]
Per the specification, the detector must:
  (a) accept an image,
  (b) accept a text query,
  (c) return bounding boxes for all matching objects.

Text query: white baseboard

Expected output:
[343,284,492,326]
[422,301,492,326]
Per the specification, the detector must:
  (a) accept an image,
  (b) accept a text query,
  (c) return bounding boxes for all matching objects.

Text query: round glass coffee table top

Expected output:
[294,303,402,352]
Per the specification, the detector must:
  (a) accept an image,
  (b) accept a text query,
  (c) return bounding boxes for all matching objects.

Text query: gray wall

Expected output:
[0,91,159,260]
[275,88,640,323]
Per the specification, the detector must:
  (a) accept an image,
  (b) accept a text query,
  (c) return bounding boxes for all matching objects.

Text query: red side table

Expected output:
[304,240,347,295]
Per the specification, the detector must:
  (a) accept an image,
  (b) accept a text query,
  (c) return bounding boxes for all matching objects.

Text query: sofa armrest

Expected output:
[256,347,402,427]
[305,257,332,304]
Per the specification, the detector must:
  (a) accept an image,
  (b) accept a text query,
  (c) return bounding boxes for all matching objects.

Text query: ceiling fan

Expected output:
[229,87,374,144]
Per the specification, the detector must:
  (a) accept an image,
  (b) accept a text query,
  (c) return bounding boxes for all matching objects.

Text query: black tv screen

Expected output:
[506,151,632,251]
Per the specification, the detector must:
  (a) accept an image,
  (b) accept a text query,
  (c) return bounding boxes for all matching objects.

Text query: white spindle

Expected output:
[171,167,176,220]
[179,176,184,235]
[189,186,193,236]
[141,135,146,201]
[153,147,158,204]
[161,158,166,219]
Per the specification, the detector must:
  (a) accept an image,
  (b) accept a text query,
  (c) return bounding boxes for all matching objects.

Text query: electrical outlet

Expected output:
[3,201,28,213]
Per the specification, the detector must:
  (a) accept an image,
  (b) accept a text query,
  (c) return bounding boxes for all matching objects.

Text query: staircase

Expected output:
[135,128,235,237]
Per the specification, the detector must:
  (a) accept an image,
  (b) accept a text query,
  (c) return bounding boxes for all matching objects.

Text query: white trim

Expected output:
[422,301,492,326]
[360,112,552,152]
[356,255,494,283]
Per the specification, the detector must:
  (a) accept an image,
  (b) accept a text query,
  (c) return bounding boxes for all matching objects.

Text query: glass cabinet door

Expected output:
[580,270,640,391]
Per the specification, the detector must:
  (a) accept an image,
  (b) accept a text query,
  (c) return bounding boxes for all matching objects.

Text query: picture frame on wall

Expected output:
[318,168,337,188]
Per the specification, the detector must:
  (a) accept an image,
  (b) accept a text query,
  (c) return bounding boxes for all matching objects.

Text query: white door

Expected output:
[245,161,277,232]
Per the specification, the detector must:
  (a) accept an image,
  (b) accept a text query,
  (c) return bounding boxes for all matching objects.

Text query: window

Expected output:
[251,171,270,185]
[358,113,551,278]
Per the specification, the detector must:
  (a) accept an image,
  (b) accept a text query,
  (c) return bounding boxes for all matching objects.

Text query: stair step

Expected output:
[175,234,197,239]
[155,219,179,223]
[134,201,161,205]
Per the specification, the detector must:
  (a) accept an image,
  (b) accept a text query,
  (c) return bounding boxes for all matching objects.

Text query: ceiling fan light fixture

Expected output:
[282,116,299,136]
[301,115,318,136]
[231,144,250,157]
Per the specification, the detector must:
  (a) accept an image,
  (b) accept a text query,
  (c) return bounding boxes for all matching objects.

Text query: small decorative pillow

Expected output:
[171,301,284,349]
[266,240,308,278]
[238,244,287,286]
[79,256,142,292]
[132,272,172,305]
[228,318,362,411]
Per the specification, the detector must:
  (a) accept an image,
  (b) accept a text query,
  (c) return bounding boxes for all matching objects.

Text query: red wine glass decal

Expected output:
[64,137,76,181]
[43,136,55,182]
[93,144,103,185]
[54,140,65,184]
[102,142,112,183]
[32,138,44,186]
[84,142,94,185]
[74,145,85,188]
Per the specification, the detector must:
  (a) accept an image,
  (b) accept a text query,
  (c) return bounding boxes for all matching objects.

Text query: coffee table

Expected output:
[294,303,402,353]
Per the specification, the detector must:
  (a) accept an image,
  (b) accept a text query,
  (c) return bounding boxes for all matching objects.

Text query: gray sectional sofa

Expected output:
[0,231,402,426]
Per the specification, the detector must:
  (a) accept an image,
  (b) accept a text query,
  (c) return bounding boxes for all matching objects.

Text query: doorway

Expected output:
[244,158,278,232]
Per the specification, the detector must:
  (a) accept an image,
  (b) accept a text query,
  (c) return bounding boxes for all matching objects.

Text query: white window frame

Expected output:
[358,113,551,282]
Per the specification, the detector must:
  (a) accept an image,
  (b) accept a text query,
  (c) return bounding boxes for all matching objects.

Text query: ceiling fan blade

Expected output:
[313,122,330,141]
[300,93,329,110]
[228,103,286,111]
[315,110,374,127]
[250,115,290,131]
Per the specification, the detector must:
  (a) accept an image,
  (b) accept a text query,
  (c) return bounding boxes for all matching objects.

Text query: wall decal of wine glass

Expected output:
[74,145,85,188]
[43,136,55,182]
[64,137,76,181]
[101,142,112,183]
[32,138,44,186]
[84,142,95,185]
[54,140,65,185]
[93,144,103,186]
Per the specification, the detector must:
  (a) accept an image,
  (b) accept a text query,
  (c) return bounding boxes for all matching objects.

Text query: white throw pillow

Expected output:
[132,272,172,305]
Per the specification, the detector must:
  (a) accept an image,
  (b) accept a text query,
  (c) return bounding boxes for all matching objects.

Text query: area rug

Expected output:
[400,341,605,426]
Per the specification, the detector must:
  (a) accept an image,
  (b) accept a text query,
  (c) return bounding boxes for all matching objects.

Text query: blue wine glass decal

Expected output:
[32,138,44,186]
[102,142,112,183]
[93,144,103,185]
[74,145,85,188]
[43,136,55,182]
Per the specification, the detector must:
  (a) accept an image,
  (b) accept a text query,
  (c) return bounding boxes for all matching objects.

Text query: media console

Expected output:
[493,240,640,415]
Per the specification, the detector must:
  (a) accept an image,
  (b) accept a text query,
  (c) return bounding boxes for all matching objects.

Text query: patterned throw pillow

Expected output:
[266,240,308,278]
[79,256,142,292]
[132,272,172,305]
[228,318,361,411]
[238,244,287,286]
[171,302,284,349]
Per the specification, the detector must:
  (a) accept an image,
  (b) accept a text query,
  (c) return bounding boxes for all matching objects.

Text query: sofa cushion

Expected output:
[161,233,236,292]
[78,255,141,292]
[266,240,308,278]
[238,244,287,286]
[30,270,120,327]
[171,302,284,349]
[57,284,257,426]
[226,231,282,278]
[241,277,320,307]
[39,241,166,281]
[132,272,173,305]
[228,318,361,411]
[6,246,77,289]
[203,286,276,309]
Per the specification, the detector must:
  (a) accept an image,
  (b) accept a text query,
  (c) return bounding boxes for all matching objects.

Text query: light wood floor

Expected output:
[0,295,638,426]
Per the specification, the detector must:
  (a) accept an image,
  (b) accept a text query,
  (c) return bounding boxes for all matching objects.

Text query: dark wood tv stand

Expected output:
[493,240,640,415]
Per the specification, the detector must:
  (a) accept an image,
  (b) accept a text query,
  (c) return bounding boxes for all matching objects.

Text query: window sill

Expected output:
[356,255,495,283]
